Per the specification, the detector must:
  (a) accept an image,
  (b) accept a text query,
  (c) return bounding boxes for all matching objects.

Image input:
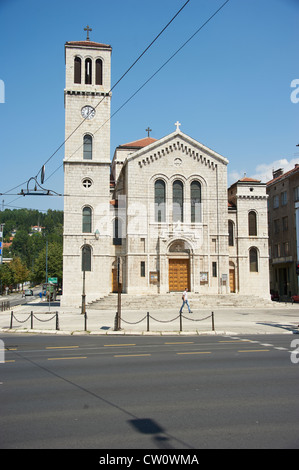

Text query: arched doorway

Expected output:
[168,240,191,292]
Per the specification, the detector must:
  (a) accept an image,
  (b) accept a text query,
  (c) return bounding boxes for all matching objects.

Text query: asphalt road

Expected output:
[0,333,298,449]
[0,286,42,308]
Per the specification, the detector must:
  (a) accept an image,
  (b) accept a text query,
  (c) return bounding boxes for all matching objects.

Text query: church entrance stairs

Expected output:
[87,293,274,311]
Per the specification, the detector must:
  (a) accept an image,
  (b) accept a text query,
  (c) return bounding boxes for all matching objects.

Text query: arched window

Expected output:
[82,206,92,233]
[191,181,201,223]
[82,245,91,272]
[249,247,258,272]
[85,58,92,84]
[155,179,166,222]
[173,180,184,222]
[74,56,81,84]
[83,134,92,160]
[96,59,103,85]
[228,220,234,246]
[249,211,257,236]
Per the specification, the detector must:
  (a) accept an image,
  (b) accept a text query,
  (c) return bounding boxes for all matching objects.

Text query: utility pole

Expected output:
[0,223,5,295]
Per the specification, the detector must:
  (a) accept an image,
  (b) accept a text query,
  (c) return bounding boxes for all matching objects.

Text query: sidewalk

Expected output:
[0,298,299,336]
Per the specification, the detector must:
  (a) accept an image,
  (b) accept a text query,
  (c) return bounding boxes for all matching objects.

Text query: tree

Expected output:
[9,257,31,290]
[33,242,63,284]
[0,263,13,292]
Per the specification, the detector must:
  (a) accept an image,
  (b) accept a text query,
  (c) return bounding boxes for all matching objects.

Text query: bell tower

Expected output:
[64,29,112,163]
[62,29,113,307]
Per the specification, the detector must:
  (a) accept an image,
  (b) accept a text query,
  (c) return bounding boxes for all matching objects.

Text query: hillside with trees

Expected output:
[0,208,63,292]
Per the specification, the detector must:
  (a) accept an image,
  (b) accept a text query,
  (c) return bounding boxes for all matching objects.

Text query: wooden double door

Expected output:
[169,258,190,292]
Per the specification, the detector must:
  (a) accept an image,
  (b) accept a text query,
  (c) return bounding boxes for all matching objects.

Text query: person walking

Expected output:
[180,288,192,314]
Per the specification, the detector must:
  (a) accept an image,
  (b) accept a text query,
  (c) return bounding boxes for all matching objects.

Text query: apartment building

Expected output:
[267,164,299,298]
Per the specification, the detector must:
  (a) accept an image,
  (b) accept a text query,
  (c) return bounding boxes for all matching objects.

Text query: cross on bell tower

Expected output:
[146,127,152,137]
[84,25,92,41]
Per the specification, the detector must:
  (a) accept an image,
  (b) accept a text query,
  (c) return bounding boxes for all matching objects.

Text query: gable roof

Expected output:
[65,41,112,50]
[267,164,299,186]
[118,137,157,150]
[124,130,229,167]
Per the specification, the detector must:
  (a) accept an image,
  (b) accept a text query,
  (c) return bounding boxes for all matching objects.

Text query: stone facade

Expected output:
[61,38,270,307]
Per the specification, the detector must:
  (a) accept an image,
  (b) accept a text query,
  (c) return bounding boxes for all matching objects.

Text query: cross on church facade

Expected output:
[84,25,92,41]
[175,121,181,132]
[146,127,152,137]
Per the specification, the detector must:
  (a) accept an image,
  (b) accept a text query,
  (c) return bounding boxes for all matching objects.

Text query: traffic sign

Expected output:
[48,277,58,284]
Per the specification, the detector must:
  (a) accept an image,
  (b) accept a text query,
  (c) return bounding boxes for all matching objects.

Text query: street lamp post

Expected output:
[0,223,5,295]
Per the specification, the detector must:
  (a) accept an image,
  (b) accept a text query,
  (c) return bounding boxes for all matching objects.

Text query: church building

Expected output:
[61,33,269,307]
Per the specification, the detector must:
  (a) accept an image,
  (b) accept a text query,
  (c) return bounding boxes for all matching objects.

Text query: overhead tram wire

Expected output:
[48,0,232,185]
[1,1,191,210]
[3,0,231,209]
[5,0,192,196]
[9,0,231,197]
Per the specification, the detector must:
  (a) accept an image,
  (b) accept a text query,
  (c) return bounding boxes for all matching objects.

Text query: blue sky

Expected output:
[0,0,298,212]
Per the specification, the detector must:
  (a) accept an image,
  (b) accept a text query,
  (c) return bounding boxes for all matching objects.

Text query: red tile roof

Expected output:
[119,137,157,149]
[65,41,112,49]
[238,177,261,183]
[267,164,299,186]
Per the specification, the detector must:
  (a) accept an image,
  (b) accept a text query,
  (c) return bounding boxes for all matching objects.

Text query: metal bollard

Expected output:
[31,311,33,329]
[56,312,60,331]
[10,311,13,329]
[179,310,182,332]
[211,311,215,331]
[147,312,150,332]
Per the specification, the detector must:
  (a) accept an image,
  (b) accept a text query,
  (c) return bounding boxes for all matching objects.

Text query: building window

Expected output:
[74,56,81,84]
[82,245,91,272]
[294,186,299,202]
[155,179,166,222]
[228,220,234,246]
[281,191,287,206]
[113,218,122,245]
[83,134,92,160]
[173,180,183,222]
[190,181,201,223]
[140,261,145,277]
[82,206,92,233]
[95,59,103,85]
[273,219,280,234]
[249,247,258,272]
[283,242,289,257]
[212,262,217,277]
[282,216,288,232]
[85,58,92,84]
[248,211,257,236]
[82,178,92,189]
[273,194,279,209]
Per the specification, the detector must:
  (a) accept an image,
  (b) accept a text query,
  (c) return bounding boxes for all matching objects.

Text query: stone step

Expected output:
[87,293,273,310]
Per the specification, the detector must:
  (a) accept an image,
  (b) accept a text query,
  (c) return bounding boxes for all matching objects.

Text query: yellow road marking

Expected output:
[104,344,136,347]
[47,356,87,361]
[114,354,151,358]
[238,349,270,353]
[165,342,194,345]
[177,351,211,355]
[218,340,250,343]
